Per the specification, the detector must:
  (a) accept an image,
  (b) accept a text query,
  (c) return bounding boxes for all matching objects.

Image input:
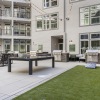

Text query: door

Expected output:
[80,41,88,54]
[58,43,63,50]
[4,24,11,35]
[26,45,30,52]
[20,24,25,36]
[19,40,26,53]
[20,7,25,18]
[5,7,10,17]
[26,25,30,36]
[14,7,19,17]
[4,40,11,52]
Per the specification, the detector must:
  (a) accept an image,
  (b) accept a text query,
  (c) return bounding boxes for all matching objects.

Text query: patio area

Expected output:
[0,61,99,100]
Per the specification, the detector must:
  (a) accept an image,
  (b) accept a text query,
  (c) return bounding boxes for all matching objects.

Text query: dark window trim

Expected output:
[69,0,85,3]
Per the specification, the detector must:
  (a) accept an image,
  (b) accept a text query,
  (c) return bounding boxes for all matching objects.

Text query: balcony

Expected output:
[13,11,30,19]
[14,29,31,36]
[0,9,11,17]
[0,29,12,36]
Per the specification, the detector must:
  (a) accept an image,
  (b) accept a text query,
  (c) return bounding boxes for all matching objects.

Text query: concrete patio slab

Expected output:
[0,60,99,100]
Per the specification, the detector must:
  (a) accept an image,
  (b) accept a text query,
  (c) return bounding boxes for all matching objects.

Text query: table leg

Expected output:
[35,60,38,66]
[29,60,32,75]
[8,59,11,72]
[52,57,55,68]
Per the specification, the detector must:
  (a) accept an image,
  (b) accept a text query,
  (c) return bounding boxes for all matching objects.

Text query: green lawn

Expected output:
[14,66,100,100]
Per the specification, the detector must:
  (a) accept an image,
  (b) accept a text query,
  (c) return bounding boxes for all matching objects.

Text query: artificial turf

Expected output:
[14,66,100,100]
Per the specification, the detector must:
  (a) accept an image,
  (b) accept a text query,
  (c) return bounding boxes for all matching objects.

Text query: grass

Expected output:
[14,66,100,100]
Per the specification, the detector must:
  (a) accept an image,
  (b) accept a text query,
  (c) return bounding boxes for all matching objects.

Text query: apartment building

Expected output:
[0,0,31,53]
[0,0,100,54]
[31,0,100,54]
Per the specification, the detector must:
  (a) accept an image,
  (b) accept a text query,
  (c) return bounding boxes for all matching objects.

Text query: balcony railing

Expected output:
[0,29,12,36]
[0,9,11,17]
[14,29,31,36]
[13,11,30,19]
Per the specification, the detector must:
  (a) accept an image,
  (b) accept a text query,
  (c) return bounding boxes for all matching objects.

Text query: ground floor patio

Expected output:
[0,61,100,100]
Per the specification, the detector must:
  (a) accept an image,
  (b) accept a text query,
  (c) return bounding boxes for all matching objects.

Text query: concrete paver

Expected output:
[0,60,99,100]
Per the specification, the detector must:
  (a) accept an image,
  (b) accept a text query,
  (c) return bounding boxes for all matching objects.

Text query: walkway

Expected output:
[0,61,98,100]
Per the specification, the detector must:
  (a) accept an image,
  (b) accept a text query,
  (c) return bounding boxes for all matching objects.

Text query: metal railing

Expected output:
[0,29,12,36]
[0,9,11,17]
[0,29,31,36]
[14,29,31,36]
[13,11,31,19]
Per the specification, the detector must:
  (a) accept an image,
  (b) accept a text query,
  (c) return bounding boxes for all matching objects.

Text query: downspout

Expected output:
[63,0,67,52]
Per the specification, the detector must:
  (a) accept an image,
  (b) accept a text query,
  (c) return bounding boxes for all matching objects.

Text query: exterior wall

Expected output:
[66,0,100,54]
[31,0,100,54]
[1,0,100,54]
[0,0,31,52]
[31,0,64,53]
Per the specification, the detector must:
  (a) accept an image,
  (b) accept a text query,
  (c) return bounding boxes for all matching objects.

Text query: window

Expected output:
[90,5,100,24]
[4,40,11,52]
[36,13,58,31]
[44,0,49,8]
[14,40,19,51]
[51,0,57,6]
[91,33,100,50]
[80,7,89,26]
[51,14,57,29]
[4,7,11,17]
[80,4,100,26]
[80,34,88,39]
[37,16,43,30]
[91,33,100,38]
[44,0,58,8]
[91,40,100,50]
[4,24,11,35]
[80,34,89,54]
[70,0,85,3]
[14,23,31,36]
[80,33,100,54]
[43,15,50,30]
[14,39,31,53]
[14,6,30,19]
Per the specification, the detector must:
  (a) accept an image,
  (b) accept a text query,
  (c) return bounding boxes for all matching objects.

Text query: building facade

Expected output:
[0,0,100,54]
[31,0,100,54]
[0,0,31,53]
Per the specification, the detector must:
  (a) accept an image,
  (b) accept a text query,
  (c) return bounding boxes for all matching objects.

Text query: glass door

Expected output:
[26,40,31,52]
[14,23,19,35]
[19,40,26,53]
[58,39,63,50]
[26,24,31,36]
[14,40,19,51]
[4,40,11,53]
[14,7,19,17]
[26,45,30,52]
[20,7,25,18]
[20,24,25,36]
[4,24,11,35]
[5,7,11,17]
[81,41,89,54]
[58,43,63,50]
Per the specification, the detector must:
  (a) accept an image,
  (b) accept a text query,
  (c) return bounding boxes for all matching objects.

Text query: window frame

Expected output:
[79,32,100,54]
[36,12,58,31]
[80,4,100,26]
[70,0,85,3]
[43,0,58,8]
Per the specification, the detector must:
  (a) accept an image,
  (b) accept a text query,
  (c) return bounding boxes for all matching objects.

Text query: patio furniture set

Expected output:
[67,54,85,62]
[7,51,54,75]
[0,51,18,67]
